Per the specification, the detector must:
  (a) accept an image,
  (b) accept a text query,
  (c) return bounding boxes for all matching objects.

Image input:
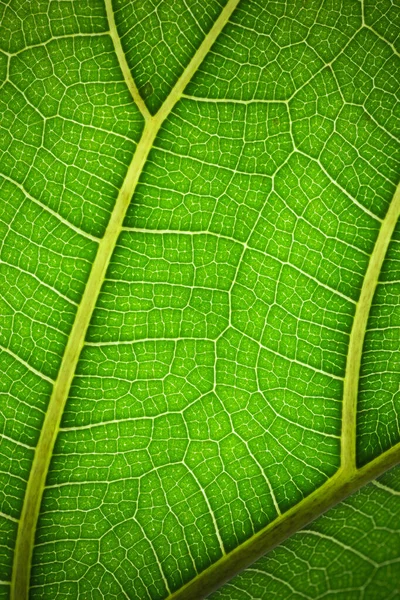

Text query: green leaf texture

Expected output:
[211,466,400,600]
[0,0,399,598]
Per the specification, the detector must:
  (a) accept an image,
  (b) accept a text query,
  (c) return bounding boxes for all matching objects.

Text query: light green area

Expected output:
[211,465,400,600]
[0,0,399,599]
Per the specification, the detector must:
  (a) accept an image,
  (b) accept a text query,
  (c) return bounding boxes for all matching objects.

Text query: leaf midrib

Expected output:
[10,1,241,597]
[166,440,400,600]
[164,181,400,599]
[10,1,400,598]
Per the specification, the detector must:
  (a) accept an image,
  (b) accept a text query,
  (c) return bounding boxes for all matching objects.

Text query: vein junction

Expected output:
[1,1,399,599]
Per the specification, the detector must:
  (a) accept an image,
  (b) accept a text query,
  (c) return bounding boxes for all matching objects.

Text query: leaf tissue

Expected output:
[0,0,399,598]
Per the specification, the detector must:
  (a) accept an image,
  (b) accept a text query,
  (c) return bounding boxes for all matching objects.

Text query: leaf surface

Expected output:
[0,1,399,599]
[211,465,400,599]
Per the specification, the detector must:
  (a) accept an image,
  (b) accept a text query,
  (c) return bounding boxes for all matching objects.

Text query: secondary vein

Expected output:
[10,1,240,598]
[341,182,400,473]
[105,0,152,122]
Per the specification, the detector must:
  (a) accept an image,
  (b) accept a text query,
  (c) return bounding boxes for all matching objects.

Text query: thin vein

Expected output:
[371,479,400,496]
[0,344,55,384]
[105,0,151,121]
[231,325,344,381]
[295,151,383,224]
[0,511,19,524]
[0,260,78,307]
[8,33,109,56]
[0,432,34,451]
[181,94,288,105]
[1,174,100,243]
[301,529,378,567]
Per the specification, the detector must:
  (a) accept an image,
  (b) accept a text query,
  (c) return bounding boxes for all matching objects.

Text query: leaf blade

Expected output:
[210,465,400,600]
[0,1,399,599]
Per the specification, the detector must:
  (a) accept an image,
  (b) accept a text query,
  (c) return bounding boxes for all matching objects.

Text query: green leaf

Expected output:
[211,465,400,600]
[0,1,399,599]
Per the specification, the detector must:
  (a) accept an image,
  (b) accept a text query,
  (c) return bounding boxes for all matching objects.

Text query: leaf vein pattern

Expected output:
[1,1,399,599]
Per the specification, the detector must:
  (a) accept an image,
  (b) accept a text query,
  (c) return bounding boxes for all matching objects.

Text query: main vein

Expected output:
[165,185,400,600]
[9,118,157,600]
[10,1,240,598]
[341,182,400,473]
